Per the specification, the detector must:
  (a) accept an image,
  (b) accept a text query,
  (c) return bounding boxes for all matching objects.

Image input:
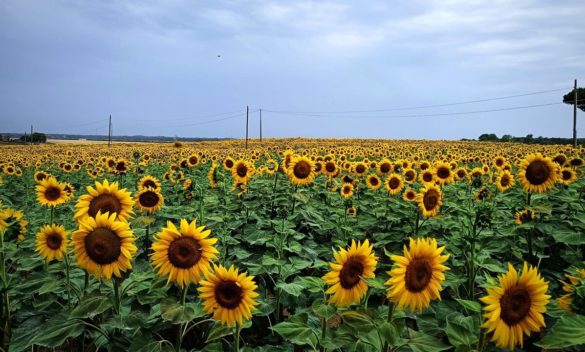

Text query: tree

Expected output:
[563,88,585,112]
[478,133,498,141]
[501,134,512,142]
[20,132,47,143]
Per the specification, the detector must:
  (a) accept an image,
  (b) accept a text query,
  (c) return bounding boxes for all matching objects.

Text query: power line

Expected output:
[263,87,570,114]
[127,109,246,122]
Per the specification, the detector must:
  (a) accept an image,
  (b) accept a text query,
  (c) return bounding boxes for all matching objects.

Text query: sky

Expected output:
[0,0,584,140]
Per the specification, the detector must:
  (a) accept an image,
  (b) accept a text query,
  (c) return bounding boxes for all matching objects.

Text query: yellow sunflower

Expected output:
[71,212,137,280]
[417,184,442,217]
[403,188,417,202]
[480,263,550,350]
[433,162,454,186]
[287,156,315,186]
[419,170,435,185]
[322,239,378,307]
[377,159,392,176]
[557,268,585,313]
[74,179,134,222]
[514,209,535,225]
[366,174,382,191]
[223,156,235,171]
[517,153,558,193]
[35,224,68,262]
[208,163,219,188]
[138,175,162,192]
[135,187,164,214]
[34,171,51,183]
[231,160,254,184]
[385,173,404,195]
[151,219,218,288]
[386,237,449,313]
[198,264,259,327]
[495,170,514,192]
[558,167,578,186]
[340,183,354,199]
[36,177,68,207]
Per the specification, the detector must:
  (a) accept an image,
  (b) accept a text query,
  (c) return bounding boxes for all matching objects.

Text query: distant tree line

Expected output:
[476,133,584,145]
[19,132,47,143]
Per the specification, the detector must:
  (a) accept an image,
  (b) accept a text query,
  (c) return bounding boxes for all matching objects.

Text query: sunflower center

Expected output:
[500,286,531,326]
[343,185,352,194]
[325,162,336,173]
[168,237,202,269]
[215,280,243,309]
[46,232,63,250]
[389,177,400,189]
[84,228,121,265]
[88,194,122,218]
[225,159,234,168]
[142,180,157,189]
[380,163,391,173]
[339,256,364,289]
[407,191,415,200]
[423,172,433,182]
[370,177,379,186]
[423,190,439,210]
[355,164,366,174]
[139,191,160,208]
[562,170,572,180]
[293,161,311,179]
[457,170,466,178]
[437,167,450,179]
[36,173,47,181]
[236,164,248,177]
[405,171,415,182]
[45,186,62,201]
[500,175,510,187]
[525,160,550,185]
[189,156,198,165]
[496,159,504,167]
[405,258,433,292]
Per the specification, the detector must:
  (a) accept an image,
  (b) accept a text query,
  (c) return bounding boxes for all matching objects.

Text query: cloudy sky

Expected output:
[1,0,583,139]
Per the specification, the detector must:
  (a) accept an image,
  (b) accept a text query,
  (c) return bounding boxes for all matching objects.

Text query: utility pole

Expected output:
[30,125,33,145]
[573,79,578,148]
[108,114,112,146]
[259,109,263,142]
[245,106,249,149]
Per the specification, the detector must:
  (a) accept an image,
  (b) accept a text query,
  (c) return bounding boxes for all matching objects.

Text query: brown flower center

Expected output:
[500,175,510,187]
[36,173,47,182]
[88,194,122,218]
[457,170,466,178]
[139,191,160,208]
[562,170,573,180]
[355,164,366,174]
[406,191,415,200]
[405,258,432,292]
[225,159,234,169]
[500,286,531,326]
[422,172,433,183]
[215,280,243,309]
[236,164,248,178]
[342,185,352,194]
[389,177,400,189]
[46,232,63,250]
[405,171,415,182]
[437,167,450,179]
[84,228,121,265]
[339,256,364,289]
[369,177,379,186]
[293,160,311,179]
[525,160,550,185]
[324,162,335,173]
[168,237,202,269]
[423,189,440,210]
[189,156,198,165]
[44,186,62,201]
[380,163,391,173]
[142,180,157,189]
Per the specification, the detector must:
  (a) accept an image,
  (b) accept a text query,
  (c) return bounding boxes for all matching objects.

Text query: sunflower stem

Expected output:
[180,286,188,306]
[113,278,121,314]
[64,253,72,308]
[414,209,420,237]
[382,302,395,352]
[83,271,89,294]
[234,324,241,352]
[49,206,54,225]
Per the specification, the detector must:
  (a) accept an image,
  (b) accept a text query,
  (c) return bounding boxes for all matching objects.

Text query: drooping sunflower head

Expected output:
[135,187,164,214]
[385,237,449,313]
[0,208,27,242]
[36,177,68,207]
[496,170,514,192]
[35,224,68,262]
[557,268,585,314]
[151,219,218,287]
[385,173,404,195]
[322,239,378,307]
[416,184,442,217]
[72,211,137,280]
[287,156,315,186]
[208,163,219,188]
[340,183,354,199]
[558,167,578,186]
[517,153,558,193]
[138,175,162,192]
[366,174,382,190]
[198,264,259,327]
[74,179,134,222]
[480,263,550,350]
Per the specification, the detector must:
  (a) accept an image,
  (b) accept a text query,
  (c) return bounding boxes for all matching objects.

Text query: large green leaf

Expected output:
[536,314,585,349]
[272,321,319,350]
[445,313,479,351]
[70,295,112,318]
[552,230,585,245]
[206,322,233,342]
[312,299,337,321]
[400,330,450,352]
[160,298,206,324]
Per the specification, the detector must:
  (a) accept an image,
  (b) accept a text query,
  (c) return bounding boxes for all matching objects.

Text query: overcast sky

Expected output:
[1,0,583,139]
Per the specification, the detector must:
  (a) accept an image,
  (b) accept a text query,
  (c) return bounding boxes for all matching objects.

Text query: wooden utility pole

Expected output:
[259,109,263,142]
[30,125,33,145]
[574,79,578,148]
[108,114,112,146]
[245,106,249,149]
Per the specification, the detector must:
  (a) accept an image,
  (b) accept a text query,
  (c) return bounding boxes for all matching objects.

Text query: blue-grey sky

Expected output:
[1,0,583,139]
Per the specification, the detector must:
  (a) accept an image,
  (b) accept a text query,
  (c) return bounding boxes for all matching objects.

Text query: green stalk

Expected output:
[414,209,421,237]
[64,253,72,308]
[234,324,241,352]
[50,206,55,225]
[382,302,395,351]
[0,232,11,346]
[113,278,121,314]
[175,286,188,352]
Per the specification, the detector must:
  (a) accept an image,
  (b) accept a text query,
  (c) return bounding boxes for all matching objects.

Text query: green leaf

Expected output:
[70,295,112,318]
[272,322,318,350]
[445,314,479,350]
[341,311,375,332]
[201,342,224,352]
[276,282,304,297]
[402,330,450,352]
[455,299,482,313]
[312,299,337,320]
[31,315,84,349]
[379,322,399,345]
[160,298,206,324]
[552,230,585,245]
[536,314,585,349]
[206,322,233,342]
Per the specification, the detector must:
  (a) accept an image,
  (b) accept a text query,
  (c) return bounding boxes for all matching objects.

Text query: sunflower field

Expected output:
[0,139,585,352]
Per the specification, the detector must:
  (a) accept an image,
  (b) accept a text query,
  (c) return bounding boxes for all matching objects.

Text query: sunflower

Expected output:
[135,187,164,214]
[517,153,558,193]
[366,174,382,191]
[377,159,392,176]
[419,170,435,184]
[454,167,469,182]
[322,239,378,307]
[198,264,259,326]
[187,154,200,167]
[183,179,193,191]
[514,209,535,225]
[36,177,68,207]
[287,156,315,186]
[558,167,578,186]
[385,173,404,195]
[433,162,454,186]
[495,170,514,192]
[340,183,354,199]
[34,171,50,183]
[0,208,28,242]
[265,159,278,175]
[557,268,585,313]
[138,176,162,191]
[231,160,253,184]
[403,188,417,202]
[403,168,417,184]
[35,224,68,262]
[208,163,219,188]
[223,156,235,171]
[474,186,491,201]
[71,212,136,280]
[353,162,368,178]
[151,219,218,287]
[74,179,134,222]
[417,184,442,218]
[480,263,550,350]
[386,237,449,313]
[346,207,357,216]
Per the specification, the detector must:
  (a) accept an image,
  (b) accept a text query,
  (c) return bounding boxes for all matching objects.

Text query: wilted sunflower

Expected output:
[480,263,550,350]
[287,156,315,186]
[403,188,417,202]
[514,209,535,225]
[35,224,68,262]
[231,160,253,184]
[517,153,557,193]
[151,219,218,287]
[557,268,585,313]
[386,237,449,313]
[72,212,137,280]
[138,175,162,191]
[208,163,219,188]
[340,183,354,199]
[495,170,514,192]
[36,177,68,207]
[198,264,259,327]
[558,167,577,186]
[322,239,378,307]
[135,187,164,214]
[417,184,442,217]
[366,174,382,191]
[385,173,404,195]
[433,162,454,186]
[74,179,134,222]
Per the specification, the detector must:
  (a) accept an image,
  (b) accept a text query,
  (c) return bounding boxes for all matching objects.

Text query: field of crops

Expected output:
[0,139,584,352]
